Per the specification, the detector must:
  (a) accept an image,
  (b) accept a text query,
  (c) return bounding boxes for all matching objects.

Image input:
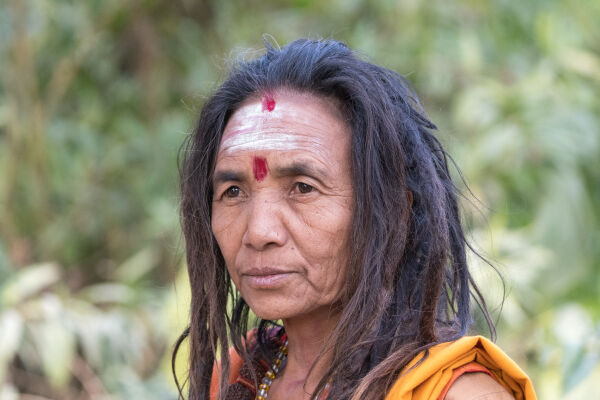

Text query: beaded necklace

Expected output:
[255,333,332,400]
[255,335,288,400]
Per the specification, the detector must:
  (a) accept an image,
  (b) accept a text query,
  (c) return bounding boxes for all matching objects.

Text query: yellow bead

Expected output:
[266,370,275,379]
[259,383,269,391]
[256,396,265,400]
[274,358,282,367]
[281,346,288,355]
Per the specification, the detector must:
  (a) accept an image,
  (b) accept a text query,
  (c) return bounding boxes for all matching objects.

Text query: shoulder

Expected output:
[384,336,537,400]
[445,372,515,400]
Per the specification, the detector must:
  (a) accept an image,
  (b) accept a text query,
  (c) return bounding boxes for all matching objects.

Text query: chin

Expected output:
[249,306,291,321]
[245,298,297,321]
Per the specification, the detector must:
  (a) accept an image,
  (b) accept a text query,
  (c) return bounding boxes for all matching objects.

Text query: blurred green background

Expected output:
[0,0,598,399]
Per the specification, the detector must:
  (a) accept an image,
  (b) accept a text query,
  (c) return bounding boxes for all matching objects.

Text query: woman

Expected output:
[173,39,536,400]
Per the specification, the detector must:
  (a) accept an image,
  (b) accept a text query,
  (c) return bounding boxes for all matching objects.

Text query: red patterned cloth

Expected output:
[210,328,284,400]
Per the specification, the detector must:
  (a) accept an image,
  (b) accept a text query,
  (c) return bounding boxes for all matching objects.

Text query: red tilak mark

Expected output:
[261,95,276,112]
[253,157,268,181]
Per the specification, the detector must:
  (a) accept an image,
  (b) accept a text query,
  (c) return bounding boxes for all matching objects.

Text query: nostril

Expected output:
[244,201,288,251]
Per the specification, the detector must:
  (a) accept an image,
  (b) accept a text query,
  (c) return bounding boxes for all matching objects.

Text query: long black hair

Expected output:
[173,38,494,400]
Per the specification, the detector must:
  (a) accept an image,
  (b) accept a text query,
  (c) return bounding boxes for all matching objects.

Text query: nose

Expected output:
[242,196,288,251]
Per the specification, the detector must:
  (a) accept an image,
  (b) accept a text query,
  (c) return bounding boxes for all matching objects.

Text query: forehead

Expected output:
[217,90,349,159]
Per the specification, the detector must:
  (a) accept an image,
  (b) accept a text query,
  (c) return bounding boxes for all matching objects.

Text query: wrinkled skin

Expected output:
[211,90,353,323]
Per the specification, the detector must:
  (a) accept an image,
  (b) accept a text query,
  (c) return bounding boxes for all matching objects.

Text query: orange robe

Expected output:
[211,335,536,400]
[384,336,536,400]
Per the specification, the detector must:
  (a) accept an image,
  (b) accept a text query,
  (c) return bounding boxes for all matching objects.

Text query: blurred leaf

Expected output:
[560,48,600,83]
[33,294,76,389]
[563,348,600,393]
[1,263,60,307]
[0,384,18,400]
[0,310,24,383]
[31,318,76,389]
[113,247,159,285]
[78,282,137,305]
[160,264,190,386]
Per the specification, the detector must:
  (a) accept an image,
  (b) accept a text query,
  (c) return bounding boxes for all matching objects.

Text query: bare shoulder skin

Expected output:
[445,372,515,400]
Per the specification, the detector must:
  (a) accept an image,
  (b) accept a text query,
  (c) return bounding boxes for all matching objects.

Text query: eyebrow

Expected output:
[212,161,332,187]
[272,161,331,186]
[212,170,246,187]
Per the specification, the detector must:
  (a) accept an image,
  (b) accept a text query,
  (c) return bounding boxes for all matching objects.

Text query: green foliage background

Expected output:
[0,0,598,399]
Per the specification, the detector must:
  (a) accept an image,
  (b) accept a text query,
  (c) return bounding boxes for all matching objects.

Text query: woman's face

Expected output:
[211,90,353,321]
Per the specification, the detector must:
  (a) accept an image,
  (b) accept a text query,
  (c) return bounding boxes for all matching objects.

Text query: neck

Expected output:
[278,306,340,394]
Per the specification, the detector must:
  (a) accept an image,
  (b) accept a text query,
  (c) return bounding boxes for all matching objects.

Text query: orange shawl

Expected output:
[385,336,536,400]
[211,335,536,400]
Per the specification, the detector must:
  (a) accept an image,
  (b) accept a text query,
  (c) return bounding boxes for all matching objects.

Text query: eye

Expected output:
[295,182,314,194]
[224,186,241,198]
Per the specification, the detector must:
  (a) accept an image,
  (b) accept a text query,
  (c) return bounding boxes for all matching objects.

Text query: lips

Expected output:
[241,267,295,288]
[244,267,291,276]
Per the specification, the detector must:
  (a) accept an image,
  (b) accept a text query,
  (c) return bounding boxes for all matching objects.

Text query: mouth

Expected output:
[242,267,294,288]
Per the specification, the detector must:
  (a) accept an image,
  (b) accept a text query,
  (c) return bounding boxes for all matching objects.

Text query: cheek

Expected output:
[296,198,353,239]
[211,207,242,260]
[297,204,352,273]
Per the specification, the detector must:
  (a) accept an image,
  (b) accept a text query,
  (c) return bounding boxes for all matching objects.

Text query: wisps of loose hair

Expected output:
[173,38,495,400]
